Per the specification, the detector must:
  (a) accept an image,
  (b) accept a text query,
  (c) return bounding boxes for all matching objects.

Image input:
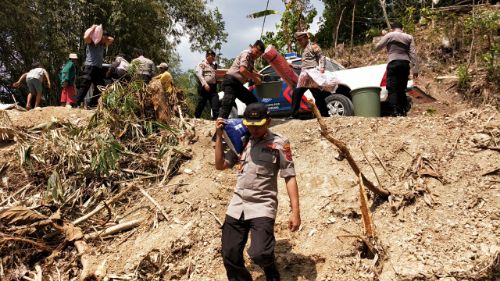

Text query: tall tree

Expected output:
[0,0,226,104]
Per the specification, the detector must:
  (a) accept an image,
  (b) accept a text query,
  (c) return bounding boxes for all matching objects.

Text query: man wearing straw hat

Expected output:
[215,102,301,280]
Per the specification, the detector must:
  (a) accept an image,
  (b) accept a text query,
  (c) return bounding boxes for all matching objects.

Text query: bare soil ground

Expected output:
[3,91,498,280]
[2,9,498,277]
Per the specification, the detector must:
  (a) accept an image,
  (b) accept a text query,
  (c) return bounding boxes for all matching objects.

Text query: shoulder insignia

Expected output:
[283,143,293,161]
[312,44,321,52]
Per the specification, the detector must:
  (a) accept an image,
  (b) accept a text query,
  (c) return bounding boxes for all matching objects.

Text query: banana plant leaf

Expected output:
[246,10,279,19]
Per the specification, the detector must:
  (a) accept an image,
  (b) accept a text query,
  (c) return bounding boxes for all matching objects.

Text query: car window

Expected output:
[260,66,281,82]
[325,59,343,72]
[260,66,275,76]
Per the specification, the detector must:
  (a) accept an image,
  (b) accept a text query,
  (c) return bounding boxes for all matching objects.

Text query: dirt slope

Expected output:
[39,105,494,280]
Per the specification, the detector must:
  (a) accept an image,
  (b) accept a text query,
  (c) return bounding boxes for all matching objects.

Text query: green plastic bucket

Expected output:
[351,87,381,117]
[255,81,282,98]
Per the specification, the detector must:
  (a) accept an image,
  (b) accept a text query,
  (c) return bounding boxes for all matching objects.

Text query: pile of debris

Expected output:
[0,79,195,280]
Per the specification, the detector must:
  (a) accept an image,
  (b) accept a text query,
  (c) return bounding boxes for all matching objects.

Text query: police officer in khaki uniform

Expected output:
[195,50,219,119]
[215,103,301,281]
[289,31,330,119]
[219,40,266,119]
[374,22,420,116]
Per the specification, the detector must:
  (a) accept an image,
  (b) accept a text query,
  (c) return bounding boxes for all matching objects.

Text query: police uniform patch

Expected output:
[261,147,279,156]
[283,143,292,161]
[266,143,277,149]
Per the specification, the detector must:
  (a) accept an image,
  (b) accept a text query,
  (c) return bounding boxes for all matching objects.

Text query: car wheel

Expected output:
[325,94,354,116]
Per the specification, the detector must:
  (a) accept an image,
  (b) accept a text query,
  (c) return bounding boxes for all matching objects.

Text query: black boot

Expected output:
[264,264,280,281]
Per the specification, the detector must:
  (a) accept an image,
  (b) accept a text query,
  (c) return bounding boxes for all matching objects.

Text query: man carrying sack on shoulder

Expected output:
[75,24,114,108]
[215,102,301,281]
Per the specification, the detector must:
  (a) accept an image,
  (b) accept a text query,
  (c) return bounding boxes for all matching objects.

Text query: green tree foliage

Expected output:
[315,0,433,49]
[316,0,385,48]
[261,0,317,53]
[0,0,226,105]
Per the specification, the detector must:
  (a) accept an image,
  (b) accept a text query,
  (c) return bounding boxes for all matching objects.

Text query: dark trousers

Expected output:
[221,215,280,281]
[291,87,329,117]
[138,74,152,84]
[76,65,104,107]
[386,60,410,116]
[219,75,257,119]
[195,83,219,119]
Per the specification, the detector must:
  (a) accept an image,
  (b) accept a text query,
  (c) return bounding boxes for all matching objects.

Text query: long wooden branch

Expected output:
[359,174,375,238]
[306,99,390,198]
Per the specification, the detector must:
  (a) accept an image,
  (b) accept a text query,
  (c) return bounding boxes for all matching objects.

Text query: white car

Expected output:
[219,56,420,117]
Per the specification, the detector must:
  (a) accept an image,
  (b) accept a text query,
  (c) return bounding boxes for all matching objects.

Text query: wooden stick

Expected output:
[84,219,143,239]
[121,168,156,176]
[361,147,383,191]
[0,235,52,252]
[371,146,395,180]
[359,173,375,238]
[75,240,93,280]
[138,187,169,221]
[0,184,31,206]
[307,99,390,198]
[73,184,135,225]
[208,211,223,227]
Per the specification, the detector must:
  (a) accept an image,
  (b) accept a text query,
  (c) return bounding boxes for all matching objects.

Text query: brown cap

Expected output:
[157,62,169,69]
[294,31,309,39]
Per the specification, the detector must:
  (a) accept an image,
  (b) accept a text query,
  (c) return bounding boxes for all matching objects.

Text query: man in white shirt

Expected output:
[13,62,51,110]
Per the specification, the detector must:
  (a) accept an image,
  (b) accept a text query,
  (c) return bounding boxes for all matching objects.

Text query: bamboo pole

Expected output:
[84,219,143,239]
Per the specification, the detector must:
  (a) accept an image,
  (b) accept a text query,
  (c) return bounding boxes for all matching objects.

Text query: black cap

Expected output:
[243,103,270,126]
[253,40,266,53]
[390,22,403,29]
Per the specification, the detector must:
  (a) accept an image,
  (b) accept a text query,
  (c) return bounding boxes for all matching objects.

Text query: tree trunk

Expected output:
[350,0,357,52]
[379,0,391,29]
[333,7,346,49]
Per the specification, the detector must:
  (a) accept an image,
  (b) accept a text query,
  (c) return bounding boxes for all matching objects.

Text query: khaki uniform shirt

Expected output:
[226,50,255,84]
[131,55,156,77]
[374,31,420,74]
[224,131,296,220]
[301,42,326,71]
[195,59,217,87]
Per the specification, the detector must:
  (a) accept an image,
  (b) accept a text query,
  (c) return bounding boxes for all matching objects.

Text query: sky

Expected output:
[177,0,325,71]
